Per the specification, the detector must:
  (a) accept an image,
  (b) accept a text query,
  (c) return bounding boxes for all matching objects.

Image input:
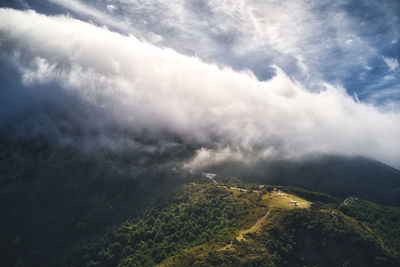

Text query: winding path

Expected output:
[220,209,271,251]
[236,210,271,241]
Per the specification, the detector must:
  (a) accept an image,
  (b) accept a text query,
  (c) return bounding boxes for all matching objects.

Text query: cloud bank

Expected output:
[36,0,400,103]
[0,8,400,168]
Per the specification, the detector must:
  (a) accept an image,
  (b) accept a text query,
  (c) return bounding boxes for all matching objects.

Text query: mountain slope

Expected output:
[64,181,399,267]
[340,197,400,253]
[1,139,400,266]
[205,155,400,205]
[0,139,188,267]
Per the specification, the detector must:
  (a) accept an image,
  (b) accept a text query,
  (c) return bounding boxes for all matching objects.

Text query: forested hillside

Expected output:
[1,140,400,267]
[203,156,400,205]
[63,182,399,267]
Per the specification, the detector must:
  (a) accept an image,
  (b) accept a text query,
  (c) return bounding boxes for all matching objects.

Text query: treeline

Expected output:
[0,138,189,267]
[169,208,400,267]
[282,186,337,203]
[64,184,261,266]
[340,198,400,254]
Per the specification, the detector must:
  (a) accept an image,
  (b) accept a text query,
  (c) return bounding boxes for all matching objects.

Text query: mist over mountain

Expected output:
[1,8,400,170]
[201,155,400,205]
[1,1,400,266]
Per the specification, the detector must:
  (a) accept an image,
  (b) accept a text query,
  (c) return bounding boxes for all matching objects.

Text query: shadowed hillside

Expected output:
[1,140,400,266]
[203,155,400,206]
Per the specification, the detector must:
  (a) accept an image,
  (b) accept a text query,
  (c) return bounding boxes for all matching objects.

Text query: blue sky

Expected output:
[5,0,399,108]
[1,0,400,167]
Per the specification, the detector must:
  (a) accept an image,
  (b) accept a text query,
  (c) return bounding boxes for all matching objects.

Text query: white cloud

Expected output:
[1,8,400,167]
[44,0,400,97]
[47,0,132,33]
[106,4,117,13]
[383,57,399,72]
[345,39,353,45]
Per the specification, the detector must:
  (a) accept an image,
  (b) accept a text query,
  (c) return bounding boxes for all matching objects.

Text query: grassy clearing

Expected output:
[264,190,311,209]
[158,182,399,267]
[216,187,311,251]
